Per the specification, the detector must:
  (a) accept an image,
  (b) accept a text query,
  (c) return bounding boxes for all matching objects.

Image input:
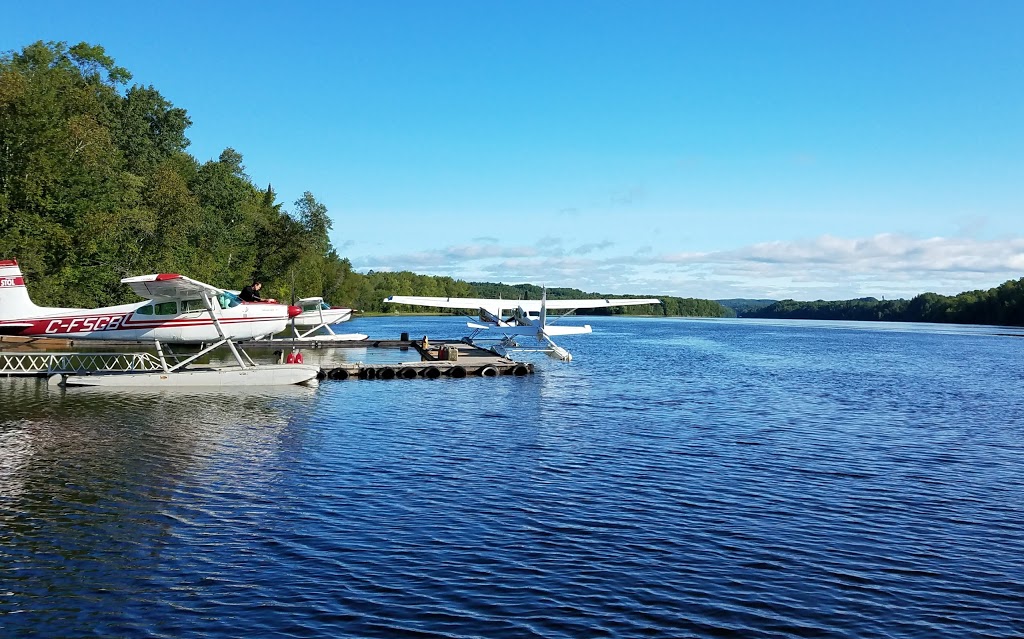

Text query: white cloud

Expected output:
[352,233,1024,299]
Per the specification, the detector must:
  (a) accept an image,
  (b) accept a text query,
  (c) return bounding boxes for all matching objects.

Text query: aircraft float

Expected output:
[383,290,661,361]
[0,259,320,386]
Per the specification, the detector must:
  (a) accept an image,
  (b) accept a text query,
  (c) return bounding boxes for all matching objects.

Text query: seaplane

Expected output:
[0,259,321,386]
[276,297,367,342]
[383,289,661,361]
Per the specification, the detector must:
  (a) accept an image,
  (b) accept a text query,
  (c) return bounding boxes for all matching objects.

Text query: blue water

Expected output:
[2,316,1023,638]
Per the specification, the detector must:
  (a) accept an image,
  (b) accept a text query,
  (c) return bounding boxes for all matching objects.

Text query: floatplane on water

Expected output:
[277,297,367,342]
[384,289,661,361]
[0,259,320,386]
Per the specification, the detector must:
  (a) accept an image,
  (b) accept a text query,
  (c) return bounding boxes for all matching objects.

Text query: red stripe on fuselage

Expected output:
[0,313,287,336]
[0,276,25,287]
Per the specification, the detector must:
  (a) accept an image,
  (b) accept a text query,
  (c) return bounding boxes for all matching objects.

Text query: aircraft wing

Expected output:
[520,298,661,311]
[383,296,505,311]
[121,273,223,300]
[384,295,661,312]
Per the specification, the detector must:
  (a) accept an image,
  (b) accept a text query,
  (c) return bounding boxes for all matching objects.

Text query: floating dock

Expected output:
[0,336,534,380]
[317,340,533,380]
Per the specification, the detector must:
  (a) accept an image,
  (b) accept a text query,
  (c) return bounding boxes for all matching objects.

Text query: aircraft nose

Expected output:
[287,305,302,318]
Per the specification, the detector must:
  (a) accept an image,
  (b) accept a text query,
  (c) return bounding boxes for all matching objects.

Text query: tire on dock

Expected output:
[424,366,441,379]
[328,368,349,380]
[399,367,417,379]
[479,365,499,377]
[359,367,376,380]
[378,366,396,380]
[449,366,467,378]
[512,364,529,376]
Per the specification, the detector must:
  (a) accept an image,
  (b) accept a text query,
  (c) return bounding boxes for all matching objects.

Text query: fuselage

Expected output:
[292,308,353,327]
[0,300,292,342]
[0,260,293,342]
[290,298,353,328]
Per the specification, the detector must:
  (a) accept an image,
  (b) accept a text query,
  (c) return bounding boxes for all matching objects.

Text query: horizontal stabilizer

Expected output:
[542,325,592,336]
[0,323,34,335]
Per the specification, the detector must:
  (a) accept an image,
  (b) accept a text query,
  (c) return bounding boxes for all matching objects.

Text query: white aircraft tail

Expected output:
[0,259,42,320]
[540,287,548,328]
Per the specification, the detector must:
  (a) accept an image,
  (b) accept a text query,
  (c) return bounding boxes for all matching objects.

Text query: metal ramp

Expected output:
[0,352,166,377]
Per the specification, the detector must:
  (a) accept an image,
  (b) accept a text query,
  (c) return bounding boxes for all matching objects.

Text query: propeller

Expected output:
[290,269,297,345]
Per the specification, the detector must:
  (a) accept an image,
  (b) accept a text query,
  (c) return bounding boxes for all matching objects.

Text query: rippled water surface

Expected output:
[2,317,1023,638]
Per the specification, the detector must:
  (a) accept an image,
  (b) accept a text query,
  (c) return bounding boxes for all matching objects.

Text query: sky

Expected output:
[4,1,1023,300]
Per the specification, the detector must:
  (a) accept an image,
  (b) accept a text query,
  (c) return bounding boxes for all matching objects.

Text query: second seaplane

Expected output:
[0,259,321,386]
[275,297,368,342]
[383,290,661,361]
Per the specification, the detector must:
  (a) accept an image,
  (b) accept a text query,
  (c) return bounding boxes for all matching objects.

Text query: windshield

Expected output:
[218,291,242,309]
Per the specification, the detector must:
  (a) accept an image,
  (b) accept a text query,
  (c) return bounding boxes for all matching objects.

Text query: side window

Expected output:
[181,299,206,313]
[137,304,154,315]
[153,301,178,315]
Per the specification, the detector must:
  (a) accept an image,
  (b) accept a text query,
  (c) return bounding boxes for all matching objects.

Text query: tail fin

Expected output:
[540,286,548,328]
[0,260,42,320]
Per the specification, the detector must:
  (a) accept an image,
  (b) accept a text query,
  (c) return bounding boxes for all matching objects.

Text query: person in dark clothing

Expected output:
[240,281,263,302]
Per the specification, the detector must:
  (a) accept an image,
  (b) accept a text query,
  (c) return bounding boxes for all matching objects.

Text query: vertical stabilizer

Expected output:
[0,260,42,320]
[540,287,548,328]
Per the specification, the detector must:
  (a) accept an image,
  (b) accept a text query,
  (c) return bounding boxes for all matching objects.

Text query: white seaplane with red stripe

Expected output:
[0,259,320,386]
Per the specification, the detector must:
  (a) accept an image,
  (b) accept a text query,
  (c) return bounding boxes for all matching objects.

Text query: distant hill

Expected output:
[741,278,1024,326]
[716,299,777,315]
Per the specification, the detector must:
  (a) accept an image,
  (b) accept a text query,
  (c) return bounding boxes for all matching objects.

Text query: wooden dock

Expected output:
[0,336,534,380]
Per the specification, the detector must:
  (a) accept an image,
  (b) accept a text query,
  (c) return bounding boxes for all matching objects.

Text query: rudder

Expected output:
[0,259,42,320]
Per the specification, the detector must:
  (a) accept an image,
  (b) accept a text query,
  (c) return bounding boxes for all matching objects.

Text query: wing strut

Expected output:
[151,290,253,372]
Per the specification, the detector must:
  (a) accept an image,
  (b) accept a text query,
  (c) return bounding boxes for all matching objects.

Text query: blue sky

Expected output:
[4,1,1023,299]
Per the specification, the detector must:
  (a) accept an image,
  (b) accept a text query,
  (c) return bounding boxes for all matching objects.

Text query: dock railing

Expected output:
[0,352,167,377]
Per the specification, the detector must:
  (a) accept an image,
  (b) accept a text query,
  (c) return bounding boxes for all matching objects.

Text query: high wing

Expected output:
[383,295,661,314]
[383,296,504,311]
[524,298,661,311]
[122,273,223,300]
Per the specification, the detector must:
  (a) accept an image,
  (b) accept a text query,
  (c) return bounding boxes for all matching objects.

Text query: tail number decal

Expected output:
[44,315,127,334]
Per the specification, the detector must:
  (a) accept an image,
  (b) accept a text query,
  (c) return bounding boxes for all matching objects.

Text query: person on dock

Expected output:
[240,281,264,302]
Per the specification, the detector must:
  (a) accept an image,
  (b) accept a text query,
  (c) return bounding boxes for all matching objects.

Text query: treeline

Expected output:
[0,41,730,318]
[0,41,353,308]
[744,278,1024,326]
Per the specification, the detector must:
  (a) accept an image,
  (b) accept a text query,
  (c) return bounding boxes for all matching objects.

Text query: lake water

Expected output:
[2,316,1023,638]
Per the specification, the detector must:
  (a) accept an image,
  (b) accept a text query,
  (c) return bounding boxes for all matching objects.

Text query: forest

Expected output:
[0,41,729,318]
[744,278,1024,327]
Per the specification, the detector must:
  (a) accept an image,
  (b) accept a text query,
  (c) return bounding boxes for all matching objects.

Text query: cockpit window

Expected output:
[218,291,242,309]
